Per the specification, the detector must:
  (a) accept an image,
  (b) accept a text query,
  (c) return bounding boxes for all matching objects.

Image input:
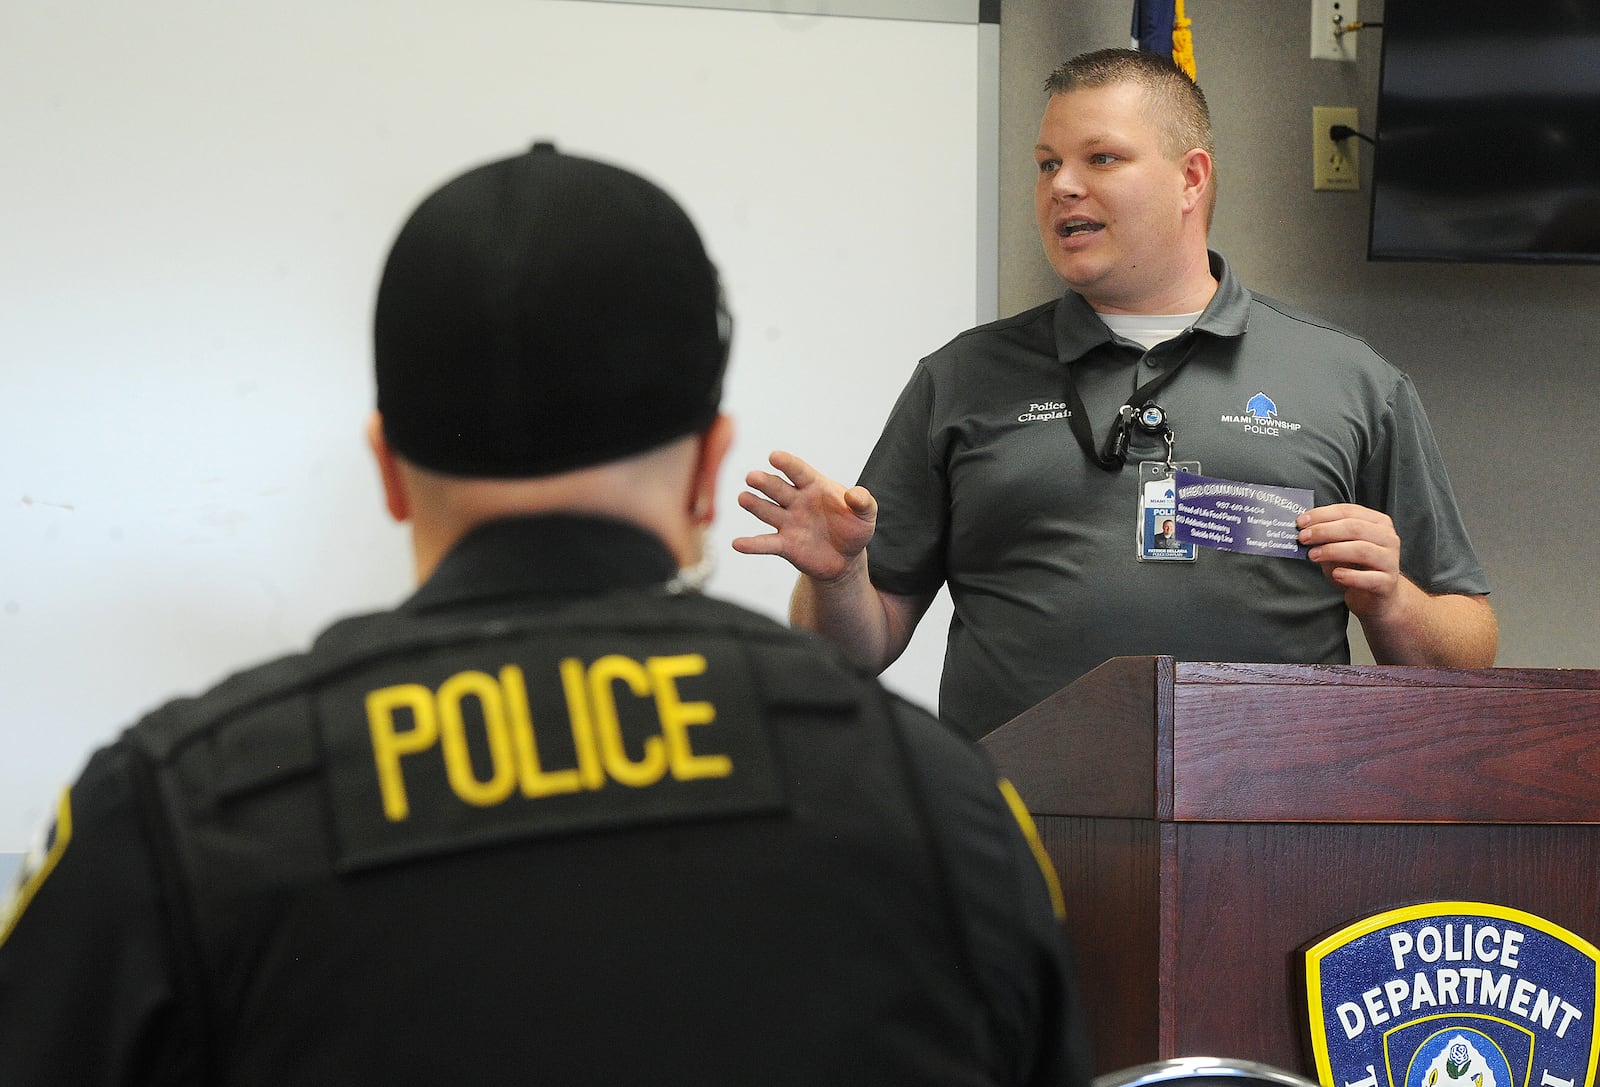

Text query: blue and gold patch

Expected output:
[1306,902,1600,1087]
[0,789,73,950]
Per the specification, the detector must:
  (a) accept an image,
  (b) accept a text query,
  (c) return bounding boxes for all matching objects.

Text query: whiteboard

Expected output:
[0,1,993,850]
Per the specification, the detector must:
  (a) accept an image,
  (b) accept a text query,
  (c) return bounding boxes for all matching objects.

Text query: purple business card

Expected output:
[1174,470,1312,559]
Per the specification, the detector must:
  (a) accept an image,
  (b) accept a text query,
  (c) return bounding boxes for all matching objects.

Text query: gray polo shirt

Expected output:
[861,252,1488,739]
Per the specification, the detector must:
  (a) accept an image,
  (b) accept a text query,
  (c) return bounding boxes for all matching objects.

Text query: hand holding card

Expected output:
[1174,471,1312,560]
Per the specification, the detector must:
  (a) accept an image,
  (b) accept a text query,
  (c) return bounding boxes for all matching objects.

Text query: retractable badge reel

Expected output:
[1133,403,1200,562]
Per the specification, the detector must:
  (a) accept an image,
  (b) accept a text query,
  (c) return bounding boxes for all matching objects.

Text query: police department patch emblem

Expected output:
[1306,903,1600,1087]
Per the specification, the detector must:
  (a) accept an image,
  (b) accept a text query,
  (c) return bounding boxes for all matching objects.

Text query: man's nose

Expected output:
[1048,166,1083,200]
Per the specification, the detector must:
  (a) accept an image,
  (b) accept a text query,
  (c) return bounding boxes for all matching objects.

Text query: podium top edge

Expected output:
[1161,659,1600,691]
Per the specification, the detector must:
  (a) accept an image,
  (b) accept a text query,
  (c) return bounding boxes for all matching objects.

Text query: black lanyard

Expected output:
[1062,342,1198,472]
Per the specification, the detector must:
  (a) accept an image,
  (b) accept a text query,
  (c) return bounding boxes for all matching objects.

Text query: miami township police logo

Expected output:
[1220,390,1302,436]
[1306,903,1600,1087]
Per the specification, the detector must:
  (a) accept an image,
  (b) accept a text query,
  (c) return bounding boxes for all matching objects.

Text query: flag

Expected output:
[1132,0,1197,80]
[1171,0,1196,79]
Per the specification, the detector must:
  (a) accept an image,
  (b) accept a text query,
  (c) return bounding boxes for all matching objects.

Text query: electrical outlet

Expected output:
[1310,0,1358,61]
[1312,106,1360,191]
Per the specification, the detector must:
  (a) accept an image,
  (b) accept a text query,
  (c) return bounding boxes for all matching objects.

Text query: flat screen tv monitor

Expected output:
[1369,2,1600,264]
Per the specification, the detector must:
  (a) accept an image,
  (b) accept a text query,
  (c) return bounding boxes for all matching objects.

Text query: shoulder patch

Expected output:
[0,788,74,949]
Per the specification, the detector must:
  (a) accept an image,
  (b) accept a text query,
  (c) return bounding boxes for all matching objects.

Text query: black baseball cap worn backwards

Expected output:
[374,141,729,478]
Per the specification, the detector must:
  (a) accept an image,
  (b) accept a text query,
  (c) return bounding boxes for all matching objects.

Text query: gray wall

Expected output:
[998,0,1600,669]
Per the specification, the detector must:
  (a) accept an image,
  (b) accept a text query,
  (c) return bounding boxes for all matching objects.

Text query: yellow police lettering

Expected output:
[647,654,731,781]
[500,663,582,798]
[559,657,607,791]
[588,654,669,787]
[366,683,439,822]
[365,653,733,820]
[436,670,518,808]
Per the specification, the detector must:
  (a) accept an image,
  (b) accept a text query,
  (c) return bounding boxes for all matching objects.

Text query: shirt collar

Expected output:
[1051,250,1250,363]
[403,514,680,614]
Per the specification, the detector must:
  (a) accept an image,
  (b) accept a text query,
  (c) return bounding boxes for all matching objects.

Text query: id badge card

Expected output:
[1138,460,1200,562]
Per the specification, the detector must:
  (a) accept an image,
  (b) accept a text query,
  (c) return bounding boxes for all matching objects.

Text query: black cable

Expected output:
[1329,124,1376,146]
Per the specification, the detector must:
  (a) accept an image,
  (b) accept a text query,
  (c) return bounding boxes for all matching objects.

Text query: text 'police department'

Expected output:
[1335,922,1584,1042]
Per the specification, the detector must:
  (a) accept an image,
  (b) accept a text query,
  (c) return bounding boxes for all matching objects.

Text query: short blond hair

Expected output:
[1044,48,1217,223]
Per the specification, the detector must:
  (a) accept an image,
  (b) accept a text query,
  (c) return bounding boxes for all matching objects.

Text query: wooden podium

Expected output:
[980,657,1600,1077]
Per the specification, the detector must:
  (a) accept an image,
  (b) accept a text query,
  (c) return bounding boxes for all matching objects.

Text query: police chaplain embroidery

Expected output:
[1306,902,1600,1087]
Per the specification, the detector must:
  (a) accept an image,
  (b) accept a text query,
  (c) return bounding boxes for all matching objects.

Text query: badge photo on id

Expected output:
[1138,459,1199,562]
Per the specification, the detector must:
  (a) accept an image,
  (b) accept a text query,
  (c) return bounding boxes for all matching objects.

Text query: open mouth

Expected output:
[1056,219,1103,238]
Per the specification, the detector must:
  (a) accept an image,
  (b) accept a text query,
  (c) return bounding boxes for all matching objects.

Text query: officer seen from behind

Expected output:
[0,142,1091,1086]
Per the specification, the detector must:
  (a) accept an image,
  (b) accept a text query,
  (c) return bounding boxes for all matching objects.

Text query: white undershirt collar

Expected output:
[1098,311,1204,352]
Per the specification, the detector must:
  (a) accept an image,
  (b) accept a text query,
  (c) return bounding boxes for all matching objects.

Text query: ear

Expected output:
[1179,147,1213,216]
[366,412,411,524]
[689,413,734,524]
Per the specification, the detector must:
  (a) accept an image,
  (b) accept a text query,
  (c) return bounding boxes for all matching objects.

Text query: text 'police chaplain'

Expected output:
[1337,922,1585,1042]
[365,654,729,822]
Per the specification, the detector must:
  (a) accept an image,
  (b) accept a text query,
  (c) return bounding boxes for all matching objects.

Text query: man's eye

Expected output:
[1089,153,1117,166]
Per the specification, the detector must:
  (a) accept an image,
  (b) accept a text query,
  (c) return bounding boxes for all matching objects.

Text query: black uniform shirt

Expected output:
[0,514,1089,1087]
